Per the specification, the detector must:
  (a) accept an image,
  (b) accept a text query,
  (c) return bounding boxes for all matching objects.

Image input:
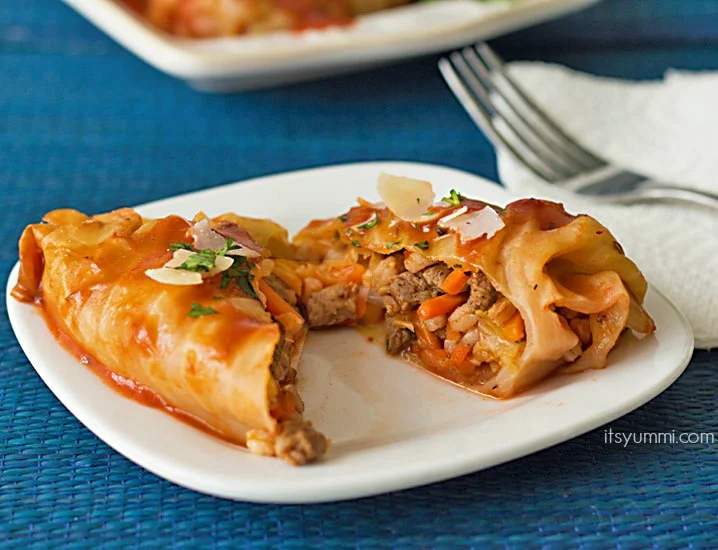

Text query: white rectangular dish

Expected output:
[6,162,694,503]
[62,0,600,90]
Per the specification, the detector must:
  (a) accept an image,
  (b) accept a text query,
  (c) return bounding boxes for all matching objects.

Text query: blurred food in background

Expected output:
[122,0,413,36]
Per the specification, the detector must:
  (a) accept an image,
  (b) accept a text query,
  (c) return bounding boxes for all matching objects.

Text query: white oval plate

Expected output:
[62,0,600,91]
[6,162,694,503]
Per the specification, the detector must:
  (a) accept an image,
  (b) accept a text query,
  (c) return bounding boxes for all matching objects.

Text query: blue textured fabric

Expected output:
[1,0,717,547]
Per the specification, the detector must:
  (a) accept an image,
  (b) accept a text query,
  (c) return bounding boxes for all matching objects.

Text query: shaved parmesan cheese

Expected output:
[191,219,227,251]
[145,249,235,286]
[437,206,468,228]
[145,268,203,285]
[204,255,234,277]
[226,247,261,259]
[377,173,435,222]
[164,249,194,269]
[439,206,505,243]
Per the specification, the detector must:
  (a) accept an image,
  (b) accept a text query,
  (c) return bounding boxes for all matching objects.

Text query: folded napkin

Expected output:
[497,63,718,348]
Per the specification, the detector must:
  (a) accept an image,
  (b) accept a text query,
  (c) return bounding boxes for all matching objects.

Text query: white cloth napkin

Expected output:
[496,63,718,348]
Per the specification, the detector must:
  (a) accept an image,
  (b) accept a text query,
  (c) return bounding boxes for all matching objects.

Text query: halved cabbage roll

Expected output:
[294,174,656,398]
[12,208,327,465]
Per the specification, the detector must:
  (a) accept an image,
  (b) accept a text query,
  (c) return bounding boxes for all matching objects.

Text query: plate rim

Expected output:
[5,161,695,503]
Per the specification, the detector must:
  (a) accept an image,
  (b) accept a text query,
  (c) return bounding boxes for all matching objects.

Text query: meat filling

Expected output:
[385,316,416,355]
[467,272,498,311]
[383,271,439,315]
[372,256,521,372]
[421,263,452,289]
[305,283,359,328]
[271,330,297,385]
[274,420,328,466]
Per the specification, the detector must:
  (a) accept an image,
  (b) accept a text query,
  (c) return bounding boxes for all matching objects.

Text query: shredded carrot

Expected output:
[450,343,472,365]
[259,279,304,334]
[417,294,466,320]
[440,269,470,295]
[502,311,526,342]
[331,263,365,284]
[445,328,460,342]
[415,318,440,349]
[275,312,304,335]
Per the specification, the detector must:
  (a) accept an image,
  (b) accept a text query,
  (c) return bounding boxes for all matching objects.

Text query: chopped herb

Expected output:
[188,303,219,318]
[236,272,257,298]
[175,249,219,272]
[220,256,258,299]
[441,189,463,206]
[212,295,224,300]
[435,226,446,236]
[416,197,420,204]
[414,241,429,250]
[386,241,401,249]
[351,240,361,247]
[169,242,195,251]
[358,211,379,230]
[454,264,463,269]
[422,211,435,216]
[339,214,348,222]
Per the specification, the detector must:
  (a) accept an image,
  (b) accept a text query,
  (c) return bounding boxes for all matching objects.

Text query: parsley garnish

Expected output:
[175,249,218,272]
[339,214,348,222]
[220,256,258,299]
[358,212,379,230]
[422,211,435,216]
[188,303,219,318]
[212,295,224,300]
[351,240,361,247]
[414,241,429,250]
[174,238,242,272]
[441,189,463,206]
[416,197,420,204]
[386,241,401,249]
[454,263,463,269]
[169,242,195,251]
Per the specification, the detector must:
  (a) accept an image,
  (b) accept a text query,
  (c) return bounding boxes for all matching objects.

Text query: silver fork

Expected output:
[438,43,718,209]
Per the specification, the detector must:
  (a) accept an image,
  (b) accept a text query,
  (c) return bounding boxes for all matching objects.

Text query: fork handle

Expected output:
[607,185,718,210]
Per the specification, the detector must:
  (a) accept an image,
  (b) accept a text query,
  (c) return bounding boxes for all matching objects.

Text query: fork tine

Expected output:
[461,47,584,178]
[475,43,605,171]
[438,55,563,182]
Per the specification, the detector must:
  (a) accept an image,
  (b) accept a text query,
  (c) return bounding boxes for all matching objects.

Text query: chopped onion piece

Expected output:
[439,206,505,243]
[145,268,203,286]
[191,219,227,251]
[377,173,435,222]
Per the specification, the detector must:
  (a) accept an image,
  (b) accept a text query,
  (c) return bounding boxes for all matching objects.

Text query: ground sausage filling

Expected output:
[367,252,593,385]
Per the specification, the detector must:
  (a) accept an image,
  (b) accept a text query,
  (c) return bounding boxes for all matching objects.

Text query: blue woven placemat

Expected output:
[1,0,717,547]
